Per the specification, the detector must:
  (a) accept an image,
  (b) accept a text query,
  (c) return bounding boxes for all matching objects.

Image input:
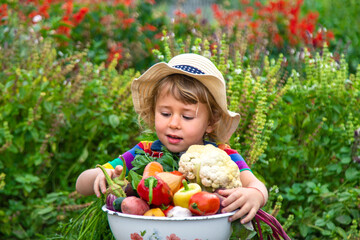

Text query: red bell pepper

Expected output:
[137,175,173,206]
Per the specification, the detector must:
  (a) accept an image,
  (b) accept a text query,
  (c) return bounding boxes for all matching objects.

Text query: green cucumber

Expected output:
[113,197,126,212]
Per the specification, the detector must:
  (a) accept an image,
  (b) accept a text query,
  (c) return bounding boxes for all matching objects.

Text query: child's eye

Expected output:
[182,115,194,120]
[161,112,171,117]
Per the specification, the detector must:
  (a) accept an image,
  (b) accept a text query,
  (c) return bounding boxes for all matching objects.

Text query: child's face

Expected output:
[154,91,214,153]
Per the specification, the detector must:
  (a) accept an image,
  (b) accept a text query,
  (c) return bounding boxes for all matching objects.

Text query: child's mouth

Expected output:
[167,135,183,144]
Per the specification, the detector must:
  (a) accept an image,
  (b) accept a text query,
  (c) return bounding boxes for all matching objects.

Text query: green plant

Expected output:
[0,26,138,238]
[302,0,360,73]
[259,46,360,238]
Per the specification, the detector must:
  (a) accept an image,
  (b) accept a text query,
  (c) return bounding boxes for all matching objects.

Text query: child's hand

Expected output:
[218,187,263,224]
[94,165,123,197]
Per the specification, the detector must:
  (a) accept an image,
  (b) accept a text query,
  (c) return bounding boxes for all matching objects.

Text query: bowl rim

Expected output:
[102,205,236,221]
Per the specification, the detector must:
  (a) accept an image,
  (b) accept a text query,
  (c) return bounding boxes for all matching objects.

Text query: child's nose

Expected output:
[168,115,181,129]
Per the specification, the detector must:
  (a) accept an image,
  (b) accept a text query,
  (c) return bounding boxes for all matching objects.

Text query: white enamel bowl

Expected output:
[102,205,235,240]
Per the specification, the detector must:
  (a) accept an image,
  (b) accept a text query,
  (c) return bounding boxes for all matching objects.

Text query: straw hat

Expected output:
[131,53,240,142]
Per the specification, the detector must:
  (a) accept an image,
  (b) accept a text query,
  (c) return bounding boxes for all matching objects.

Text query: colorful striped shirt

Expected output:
[103,140,251,172]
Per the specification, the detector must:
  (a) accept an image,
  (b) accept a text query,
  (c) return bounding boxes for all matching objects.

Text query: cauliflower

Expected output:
[178,144,242,191]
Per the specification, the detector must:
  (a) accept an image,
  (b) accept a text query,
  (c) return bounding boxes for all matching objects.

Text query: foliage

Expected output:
[259,46,360,238]
[302,0,360,73]
[1,0,168,71]
[1,0,338,73]
[0,27,139,238]
[211,0,334,56]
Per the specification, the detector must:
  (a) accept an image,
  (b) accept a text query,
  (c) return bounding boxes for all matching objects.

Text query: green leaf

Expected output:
[29,128,39,141]
[109,114,120,128]
[335,215,352,225]
[36,206,54,216]
[302,115,311,128]
[15,173,40,184]
[345,167,358,181]
[326,221,335,230]
[128,170,142,192]
[299,224,309,237]
[4,80,14,90]
[315,218,326,227]
[43,101,53,113]
[340,156,351,164]
[335,227,348,238]
[41,81,49,91]
[340,146,350,153]
[157,146,179,172]
[8,143,18,153]
[75,107,87,118]
[131,149,154,174]
[321,229,332,235]
[77,146,89,163]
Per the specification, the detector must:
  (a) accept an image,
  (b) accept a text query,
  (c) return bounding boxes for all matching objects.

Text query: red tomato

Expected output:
[188,191,220,216]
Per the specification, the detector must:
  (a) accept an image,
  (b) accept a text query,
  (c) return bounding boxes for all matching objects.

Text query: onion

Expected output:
[156,172,184,194]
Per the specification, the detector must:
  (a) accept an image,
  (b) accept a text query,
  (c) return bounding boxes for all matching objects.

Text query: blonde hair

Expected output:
[137,74,224,142]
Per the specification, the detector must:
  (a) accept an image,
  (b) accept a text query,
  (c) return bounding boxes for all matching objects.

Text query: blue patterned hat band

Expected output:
[173,65,205,74]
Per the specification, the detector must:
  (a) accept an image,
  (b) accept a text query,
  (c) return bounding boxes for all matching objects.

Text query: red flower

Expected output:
[62,0,73,16]
[273,33,283,47]
[211,4,240,28]
[141,23,157,32]
[56,16,73,37]
[195,8,202,15]
[0,4,7,25]
[38,2,50,18]
[28,11,38,20]
[122,18,135,29]
[245,6,254,16]
[116,10,125,18]
[72,7,88,25]
[249,20,259,30]
[313,29,334,47]
[27,0,50,23]
[146,0,155,5]
[124,0,133,6]
[174,9,187,18]
[106,42,123,67]
[255,1,262,8]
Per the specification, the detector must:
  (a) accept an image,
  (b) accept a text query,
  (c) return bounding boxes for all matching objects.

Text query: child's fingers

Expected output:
[216,188,236,197]
[227,203,250,221]
[240,208,257,224]
[220,188,243,207]
[93,176,101,197]
[221,194,244,212]
[114,165,123,178]
[99,175,107,195]
[94,174,108,197]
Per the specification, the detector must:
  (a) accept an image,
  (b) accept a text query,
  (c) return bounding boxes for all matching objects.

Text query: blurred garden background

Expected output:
[0,0,359,239]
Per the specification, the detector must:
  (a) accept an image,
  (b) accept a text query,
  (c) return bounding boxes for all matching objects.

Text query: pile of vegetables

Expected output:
[102,149,223,218]
[62,145,290,239]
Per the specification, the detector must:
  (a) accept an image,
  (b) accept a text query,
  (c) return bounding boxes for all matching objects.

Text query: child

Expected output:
[76,53,268,224]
